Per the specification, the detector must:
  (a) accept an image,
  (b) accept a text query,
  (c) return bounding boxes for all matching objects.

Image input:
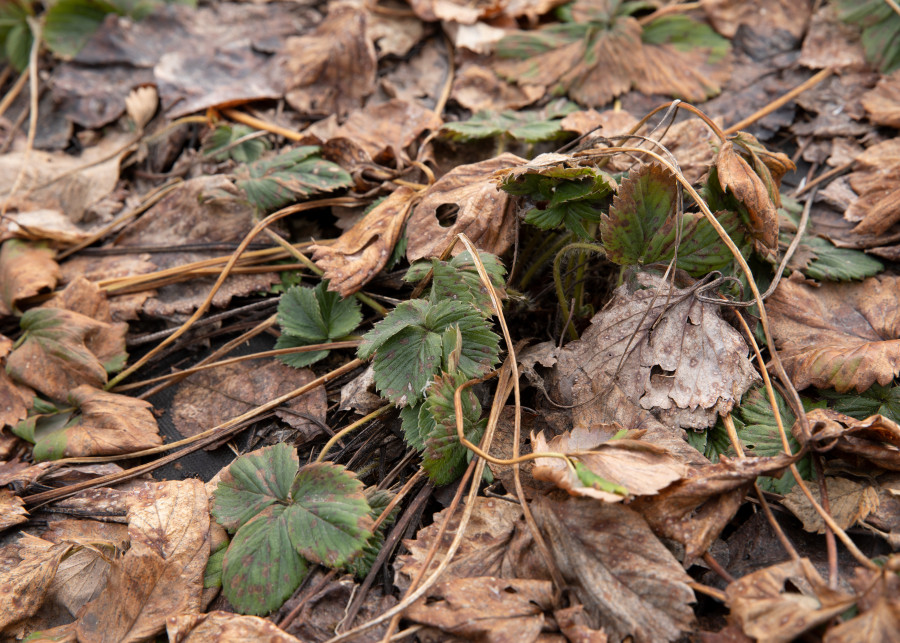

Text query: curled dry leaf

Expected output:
[0,539,72,634]
[526,495,695,643]
[282,3,377,118]
[311,186,416,297]
[766,274,900,393]
[823,564,900,642]
[630,454,797,567]
[77,479,210,643]
[406,153,525,261]
[531,427,689,502]
[716,140,779,252]
[801,407,900,471]
[725,557,854,643]
[0,334,32,429]
[861,69,900,128]
[167,611,301,643]
[0,489,27,532]
[0,240,60,316]
[846,139,900,235]
[553,271,758,431]
[782,476,880,535]
[404,576,555,642]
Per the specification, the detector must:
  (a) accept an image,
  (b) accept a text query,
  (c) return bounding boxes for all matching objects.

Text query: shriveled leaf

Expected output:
[823,565,900,642]
[0,240,60,316]
[0,540,72,631]
[782,476,880,534]
[6,307,127,400]
[405,250,507,318]
[235,146,352,212]
[0,488,27,532]
[406,153,525,262]
[203,124,270,163]
[221,505,307,616]
[715,140,778,253]
[310,186,416,297]
[767,275,900,393]
[167,611,302,643]
[212,443,299,532]
[845,139,900,236]
[422,370,485,484]
[802,408,900,472]
[285,462,373,567]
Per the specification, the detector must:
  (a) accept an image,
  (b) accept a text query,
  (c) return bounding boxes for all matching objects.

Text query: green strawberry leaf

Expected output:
[686,422,732,464]
[236,146,352,211]
[400,403,429,451]
[274,334,329,368]
[204,539,228,589]
[204,124,270,163]
[421,370,486,484]
[443,102,578,143]
[819,383,900,424]
[404,250,507,318]
[836,0,900,72]
[211,443,299,532]
[44,0,117,59]
[344,488,399,579]
[0,0,33,71]
[222,505,308,615]
[285,462,373,567]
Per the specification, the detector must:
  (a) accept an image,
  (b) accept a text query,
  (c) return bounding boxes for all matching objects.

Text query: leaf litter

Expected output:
[2,1,900,642]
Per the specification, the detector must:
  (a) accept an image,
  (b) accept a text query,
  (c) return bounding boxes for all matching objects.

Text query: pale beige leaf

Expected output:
[0,489,27,532]
[167,611,302,643]
[861,70,900,128]
[0,540,72,633]
[0,240,60,316]
[783,476,880,535]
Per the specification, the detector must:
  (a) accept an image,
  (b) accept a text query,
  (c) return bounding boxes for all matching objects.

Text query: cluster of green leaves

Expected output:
[359,251,504,483]
[442,101,578,145]
[209,443,396,615]
[0,0,194,70]
[275,279,362,368]
[204,124,271,164]
[234,146,353,212]
[836,0,900,73]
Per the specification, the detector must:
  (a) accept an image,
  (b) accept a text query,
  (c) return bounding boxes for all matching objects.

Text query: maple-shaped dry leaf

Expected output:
[801,407,900,471]
[526,495,695,643]
[716,140,779,252]
[725,557,855,643]
[783,476,880,535]
[0,488,27,532]
[846,139,900,235]
[0,334,32,428]
[766,275,900,393]
[406,153,525,261]
[0,240,60,316]
[282,4,376,118]
[311,186,416,297]
[554,271,758,431]
[404,576,554,641]
[0,539,72,633]
[77,480,210,643]
[531,427,689,502]
[167,611,302,643]
[630,454,797,567]
[823,564,900,642]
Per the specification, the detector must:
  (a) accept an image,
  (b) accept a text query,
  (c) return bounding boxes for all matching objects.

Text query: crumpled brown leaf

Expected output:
[406,153,525,261]
[451,63,545,113]
[861,69,900,128]
[630,454,797,567]
[553,271,758,431]
[0,538,72,635]
[799,4,868,70]
[783,476,880,535]
[725,557,854,643]
[0,334,32,429]
[0,489,28,532]
[766,274,900,393]
[801,408,900,471]
[76,479,210,643]
[311,186,416,297]
[716,140,779,252]
[282,3,377,118]
[404,576,555,642]
[846,139,900,235]
[823,562,900,642]
[701,0,812,39]
[167,611,302,643]
[0,240,60,316]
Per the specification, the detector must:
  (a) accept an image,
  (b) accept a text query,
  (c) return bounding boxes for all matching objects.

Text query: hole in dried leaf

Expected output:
[436,204,459,228]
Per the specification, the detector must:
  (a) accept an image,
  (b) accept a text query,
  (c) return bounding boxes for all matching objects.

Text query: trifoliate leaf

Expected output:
[422,370,486,484]
[285,462,373,568]
[404,250,507,317]
[819,383,900,424]
[443,102,578,143]
[212,443,299,532]
[204,124,270,163]
[837,0,900,73]
[222,505,308,615]
[276,280,362,368]
[345,488,399,579]
[236,146,352,211]
[425,301,501,380]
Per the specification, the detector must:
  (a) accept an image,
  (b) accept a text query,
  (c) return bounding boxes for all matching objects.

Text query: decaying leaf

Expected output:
[0,539,72,634]
[553,271,758,431]
[406,153,525,261]
[282,3,377,118]
[715,140,779,252]
[76,479,210,643]
[766,275,900,393]
[0,240,60,316]
[630,454,797,566]
[404,576,555,642]
[701,0,813,39]
[801,407,900,471]
[167,611,302,643]
[845,139,900,235]
[782,476,880,534]
[861,69,900,128]
[823,564,900,642]
[0,334,32,429]
[0,489,27,532]
[725,557,854,643]
[311,186,416,297]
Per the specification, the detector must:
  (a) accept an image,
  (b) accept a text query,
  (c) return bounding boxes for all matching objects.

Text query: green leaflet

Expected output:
[421,370,486,484]
[344,488,399,579]
[686,423,732,464]
[404,250,507,318]
[276,280,362,368]
[836,0,900,72]
[819,383,900,424]
[442,102,578,144]
[204,123,270,163]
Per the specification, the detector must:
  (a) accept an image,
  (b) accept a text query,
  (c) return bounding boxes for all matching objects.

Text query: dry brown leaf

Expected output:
[0,334,33,429]
[407,0,503,24]
[394,496,522,592]
[0,209,99,245]
[782,476,880,535]
[555,604,609,643]
[802,408,900,471]
[701,0,812,39]
[406,153,525,261]
[531,427,689,502]
[167,611,302,643]
[630,454,797,566]
[76,479,210,643]
[846,139,900,235]
[0,489,28,532]
[559,108,639,137]
[524,495,695,643]
[861,70,900,128]
[716,140,779,252]
[766,275,900,393]
[404,576,554,642]
[553,272,758,432]
[725,557,854,643]
[368,5,425,58]
[0,240,60,316]
[451,63,545,113]
[824,564,900,642]
[0,539,72,634]
[20,622,77,642]
[798,4,868,70]
[311,186,417,297]
[171,360,326,444]
[282,3,377,118]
